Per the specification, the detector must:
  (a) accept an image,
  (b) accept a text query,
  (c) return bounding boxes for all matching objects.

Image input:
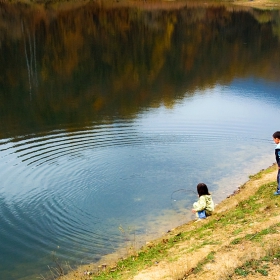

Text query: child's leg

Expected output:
[277,168,280,193]
[193,202,206,218]
[205,210,212,217]
[197,210,206,219]
[274,169,280,195]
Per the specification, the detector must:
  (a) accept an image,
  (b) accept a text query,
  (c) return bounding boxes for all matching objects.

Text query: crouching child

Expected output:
[192,183,214,219]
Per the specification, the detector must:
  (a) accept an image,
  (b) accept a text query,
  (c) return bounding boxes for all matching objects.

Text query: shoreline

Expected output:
[58,164,279,279]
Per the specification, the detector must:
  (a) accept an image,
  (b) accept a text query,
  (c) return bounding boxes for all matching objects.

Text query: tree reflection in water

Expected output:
[0,1,280,137]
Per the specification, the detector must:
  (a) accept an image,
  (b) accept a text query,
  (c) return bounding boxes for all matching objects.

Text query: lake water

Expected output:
[1,1,280,279]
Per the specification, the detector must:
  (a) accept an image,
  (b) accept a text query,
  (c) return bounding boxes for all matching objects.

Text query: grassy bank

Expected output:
[58,164,280,280]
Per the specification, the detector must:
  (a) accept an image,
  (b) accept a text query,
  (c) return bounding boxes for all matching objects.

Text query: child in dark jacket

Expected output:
[272,131,280,195]
[192,183,214,219]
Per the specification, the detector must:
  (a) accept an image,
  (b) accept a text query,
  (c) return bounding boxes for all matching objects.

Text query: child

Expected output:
[192,183,214,219]
[272,131,280,195]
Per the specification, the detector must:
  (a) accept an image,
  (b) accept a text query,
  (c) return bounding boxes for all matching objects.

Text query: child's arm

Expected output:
[192,196,206,212]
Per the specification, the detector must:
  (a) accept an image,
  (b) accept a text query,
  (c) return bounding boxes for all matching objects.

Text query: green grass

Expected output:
[89,168,279,280]
[230,224,280,246]
[244,225,279,242]
[91,232,192,279]
[230,237,242,245]
[193,251,216,274]
[248,166,275,180]
[232,228,243,235]
[232,248,280,278]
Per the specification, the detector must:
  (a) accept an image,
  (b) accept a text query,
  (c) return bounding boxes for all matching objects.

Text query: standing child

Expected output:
[192,183,214,219]
[272,131,280,195]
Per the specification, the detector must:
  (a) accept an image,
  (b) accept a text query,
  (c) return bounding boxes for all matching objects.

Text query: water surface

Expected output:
[0,1,280,279]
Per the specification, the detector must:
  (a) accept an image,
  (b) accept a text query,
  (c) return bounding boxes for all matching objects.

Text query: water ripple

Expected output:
[0,106,277,280]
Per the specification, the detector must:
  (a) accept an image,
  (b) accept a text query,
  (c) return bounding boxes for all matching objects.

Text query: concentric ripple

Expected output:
[0,87,279,279]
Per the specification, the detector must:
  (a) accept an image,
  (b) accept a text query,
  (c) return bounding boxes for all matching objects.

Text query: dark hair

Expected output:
[273,131,280,139]
[197,183,210,197]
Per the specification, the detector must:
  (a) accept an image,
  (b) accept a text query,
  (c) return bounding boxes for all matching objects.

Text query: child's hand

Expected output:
[191,209,196,213]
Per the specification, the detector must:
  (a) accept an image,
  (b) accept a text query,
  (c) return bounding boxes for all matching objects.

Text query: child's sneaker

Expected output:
[274,191,280,196]
[198,210,206,219]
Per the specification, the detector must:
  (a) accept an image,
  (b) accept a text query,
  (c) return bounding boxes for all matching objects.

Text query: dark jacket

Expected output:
[275,143,280,167]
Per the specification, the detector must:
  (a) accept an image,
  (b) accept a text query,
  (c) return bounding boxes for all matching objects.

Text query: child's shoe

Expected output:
[274,191,280,196]
[198,210,206,219]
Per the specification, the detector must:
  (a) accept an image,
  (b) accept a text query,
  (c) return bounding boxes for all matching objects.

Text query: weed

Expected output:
[248,171,263,180]
[244,225,278,242]
[40,252,73,280]
[118,225,138,256]
[249,166,274,180]
[193,251,215,274]
[230,237,242,245]
[233,247,280,278]
[232,228,243,235]
[234,267,249,276]
[256,268,268,276]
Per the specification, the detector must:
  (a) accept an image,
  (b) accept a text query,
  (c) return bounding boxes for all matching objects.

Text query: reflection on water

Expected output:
[0,1,280,279]
[1,1,280,137]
